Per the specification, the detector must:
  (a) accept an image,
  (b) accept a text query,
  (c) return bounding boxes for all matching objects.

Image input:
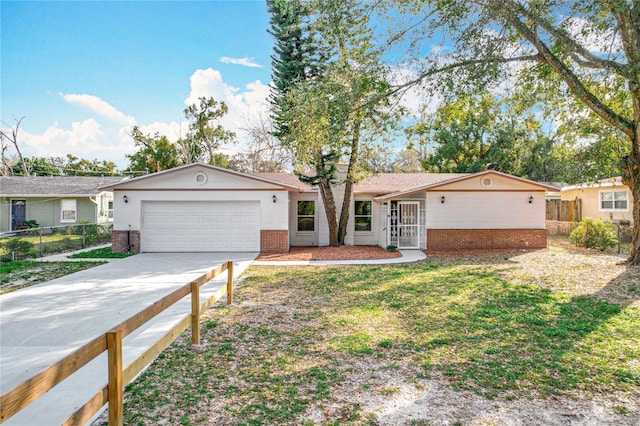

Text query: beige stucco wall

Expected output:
[562,184,634,224]
[111,165,290,232]
[424,173,546,229]
[289,191,320,246]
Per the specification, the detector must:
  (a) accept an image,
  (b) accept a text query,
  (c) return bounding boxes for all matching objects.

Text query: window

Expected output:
[297,201,315,231]
[600,190,628,211]
[107,200,114,220]
[60,199,77,222]
[354,201,372,231]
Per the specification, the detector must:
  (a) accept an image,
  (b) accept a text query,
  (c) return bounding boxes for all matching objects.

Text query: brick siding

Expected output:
[111,229,141,254]
[261,230,289,253]
[427,229,547,251]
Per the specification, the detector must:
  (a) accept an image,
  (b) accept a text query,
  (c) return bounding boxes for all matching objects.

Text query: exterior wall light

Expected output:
[528,196,534,204]
[440,195,445,204]
[123,195,128,204]
[272,195,277,203]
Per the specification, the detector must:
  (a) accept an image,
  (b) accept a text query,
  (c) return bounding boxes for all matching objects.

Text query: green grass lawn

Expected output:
[109,247,640,425]
[68,247,133,259]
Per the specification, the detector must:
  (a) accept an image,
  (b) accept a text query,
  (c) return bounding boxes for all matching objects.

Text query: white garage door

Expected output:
[142,201,260,252]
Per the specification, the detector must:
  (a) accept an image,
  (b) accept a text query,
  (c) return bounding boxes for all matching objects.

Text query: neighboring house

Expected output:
[0,176,125,233]
[102,163,556,254]
[561,177,634,225]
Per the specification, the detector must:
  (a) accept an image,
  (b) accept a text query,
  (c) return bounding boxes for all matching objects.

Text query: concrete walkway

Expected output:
[0,252,258,426]
[252,249,426,266]
[36,243,115,262]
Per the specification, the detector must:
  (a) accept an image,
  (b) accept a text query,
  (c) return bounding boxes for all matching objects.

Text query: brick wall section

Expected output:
[427,229,547,251]
[261,230,289,253]
[111,230,141,254]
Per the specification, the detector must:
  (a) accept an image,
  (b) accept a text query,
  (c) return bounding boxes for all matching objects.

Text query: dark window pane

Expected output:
[355,218,371,231]
[298,201,315,215]
[298,217,315,231]
[355,201,371,215]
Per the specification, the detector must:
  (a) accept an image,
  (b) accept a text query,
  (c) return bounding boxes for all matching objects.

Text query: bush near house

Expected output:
[570,218,618,251]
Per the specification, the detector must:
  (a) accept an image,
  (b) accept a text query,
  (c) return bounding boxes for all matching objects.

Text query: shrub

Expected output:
[14,220,39,230]
[0,238,35,260]
[387,245,397,252]
[569,218,618,251]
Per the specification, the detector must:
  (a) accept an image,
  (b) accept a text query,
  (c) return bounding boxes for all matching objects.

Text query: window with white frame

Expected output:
[297,200,315,231]
[599,190,628,211]
[60,199,77,222]
[107,200,114,220]
[354,200,372,231]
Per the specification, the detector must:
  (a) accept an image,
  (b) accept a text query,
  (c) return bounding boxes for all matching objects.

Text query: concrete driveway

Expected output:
[0,252,258,426]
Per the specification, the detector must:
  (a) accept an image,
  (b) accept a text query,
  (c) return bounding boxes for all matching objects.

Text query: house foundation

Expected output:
[111,230,141,254]
[260,230,289,253]
[427,229,547,251]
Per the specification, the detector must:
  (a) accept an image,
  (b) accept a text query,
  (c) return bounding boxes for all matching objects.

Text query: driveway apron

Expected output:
[0,252,258,426]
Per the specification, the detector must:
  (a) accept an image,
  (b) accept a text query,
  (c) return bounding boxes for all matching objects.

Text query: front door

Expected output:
[11,200,26,230]
[398,201,420,249]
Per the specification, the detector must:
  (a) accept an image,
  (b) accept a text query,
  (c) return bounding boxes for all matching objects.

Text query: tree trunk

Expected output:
[337,119,361,245]
[319,177,339,246]
[622,144,640,265]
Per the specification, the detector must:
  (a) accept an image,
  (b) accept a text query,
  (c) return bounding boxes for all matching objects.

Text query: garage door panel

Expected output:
[142,201,260,252]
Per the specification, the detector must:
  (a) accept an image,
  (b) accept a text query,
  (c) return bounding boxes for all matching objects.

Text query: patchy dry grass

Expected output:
[0,260,106,294]
[97,242,639,425]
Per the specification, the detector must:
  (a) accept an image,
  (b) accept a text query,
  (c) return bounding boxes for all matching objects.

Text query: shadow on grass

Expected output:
[323,262,640,399]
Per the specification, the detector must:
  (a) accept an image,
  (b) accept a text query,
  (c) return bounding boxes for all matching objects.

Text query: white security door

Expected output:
[142,201,260,252]
[398,201,420,249]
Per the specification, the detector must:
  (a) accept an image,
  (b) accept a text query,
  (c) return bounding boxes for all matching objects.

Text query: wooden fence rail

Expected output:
[0,261,234,426]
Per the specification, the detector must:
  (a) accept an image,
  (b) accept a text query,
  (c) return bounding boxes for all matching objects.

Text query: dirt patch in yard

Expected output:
[0,261,105,295]
[258,245,402,261]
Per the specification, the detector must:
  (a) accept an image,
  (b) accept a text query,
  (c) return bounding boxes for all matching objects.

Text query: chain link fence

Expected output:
[0,223,112,261]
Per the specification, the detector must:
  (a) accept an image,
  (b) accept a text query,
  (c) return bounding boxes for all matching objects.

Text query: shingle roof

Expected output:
[354,173,469,194]
[251,172,470,194]
[0,176,126,196]
[251,172,314,191]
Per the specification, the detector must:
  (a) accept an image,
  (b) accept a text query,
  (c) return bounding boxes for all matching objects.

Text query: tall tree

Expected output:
[414,93,566,181]
[126,126,179,173]
[230,114,291,173]
[182,97,236,165]
[267,0,317,140]
[1,116,30,176]
[279,0,396,246]
[64,155,118,176]
[385,0,640,264]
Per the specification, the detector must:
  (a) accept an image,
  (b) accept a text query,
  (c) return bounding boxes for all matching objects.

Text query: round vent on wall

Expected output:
[195,172,208,185]
[480,177,492,187]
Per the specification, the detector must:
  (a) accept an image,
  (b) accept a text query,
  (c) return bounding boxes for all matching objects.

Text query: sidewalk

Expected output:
[36,243,115,262]
[252,249,426,266]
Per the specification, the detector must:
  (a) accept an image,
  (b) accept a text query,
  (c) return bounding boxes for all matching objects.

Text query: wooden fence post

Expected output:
[190,282,200,345]
[107,330,123,426]
[227,261,233,305]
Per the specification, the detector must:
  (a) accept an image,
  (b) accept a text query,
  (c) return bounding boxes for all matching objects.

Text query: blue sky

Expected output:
[1,0,275,168]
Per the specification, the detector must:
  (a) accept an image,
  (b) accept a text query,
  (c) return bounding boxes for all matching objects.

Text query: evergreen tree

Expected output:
[267,0,316,140]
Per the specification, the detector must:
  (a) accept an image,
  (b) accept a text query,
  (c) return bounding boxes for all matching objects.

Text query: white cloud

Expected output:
[10,70,271,168]
[184,68,271,154]
[62,93,136,126]
[566,17,623,55]
[19,119,135,166]
[220,56,263,68]
[136,121,186,142]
